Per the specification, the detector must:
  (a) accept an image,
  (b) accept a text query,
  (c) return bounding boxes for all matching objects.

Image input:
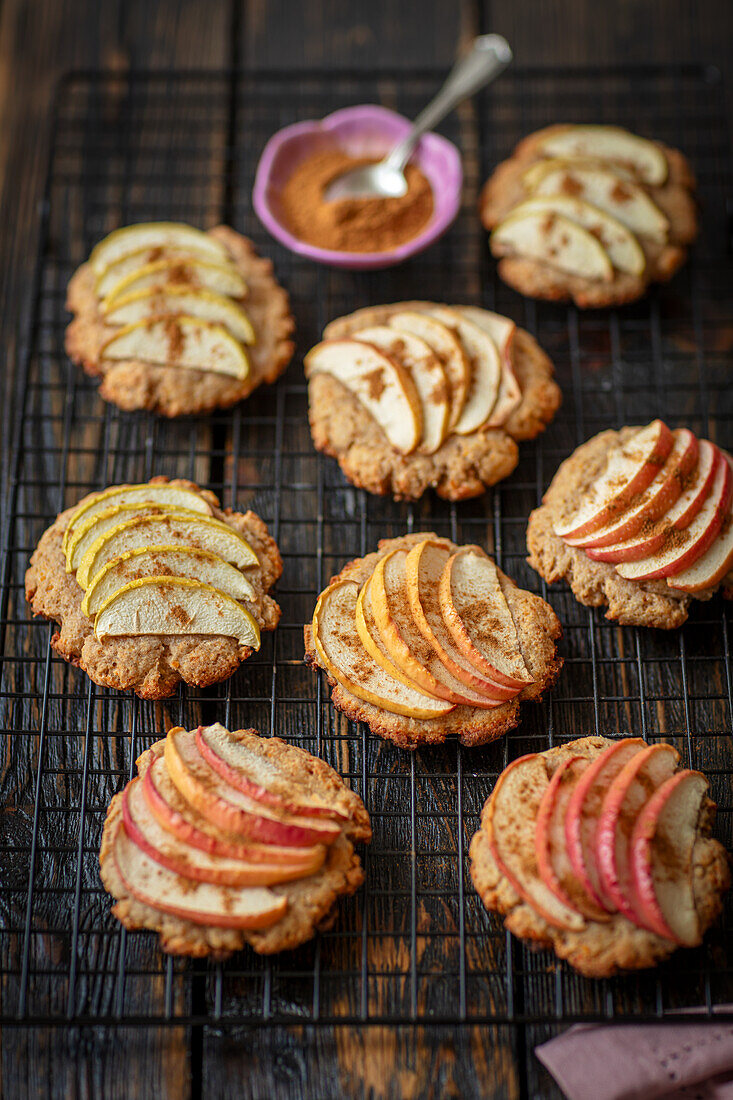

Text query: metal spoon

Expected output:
[324,34,512,202]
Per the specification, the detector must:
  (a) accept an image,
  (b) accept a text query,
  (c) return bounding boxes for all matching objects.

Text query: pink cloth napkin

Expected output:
[535,1008,733,1100]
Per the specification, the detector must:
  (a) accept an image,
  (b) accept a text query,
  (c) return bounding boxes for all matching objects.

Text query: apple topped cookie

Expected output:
[527,420,733,628]
[25,478,282,698]
[479,125,697,308]
[100,724,371,958]
[305,301,561,501]
[66,222,294,416]
[304,533,563,750]
[470,737,729,977]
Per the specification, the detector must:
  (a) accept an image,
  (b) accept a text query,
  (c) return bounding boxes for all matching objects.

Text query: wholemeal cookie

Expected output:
[305,301,560,501]
[304,532,562,750]
[25,477,282,698]
[66,223,295,416]
[479,125,697,308]
[527,420,733,628]
[470,736,729,977]
[99,724,371,958]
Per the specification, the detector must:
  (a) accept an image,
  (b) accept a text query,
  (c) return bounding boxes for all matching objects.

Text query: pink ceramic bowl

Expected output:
[252,105,463,270]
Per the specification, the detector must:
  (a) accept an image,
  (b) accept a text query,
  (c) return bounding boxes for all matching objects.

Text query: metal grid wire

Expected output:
[0,65,732,1031]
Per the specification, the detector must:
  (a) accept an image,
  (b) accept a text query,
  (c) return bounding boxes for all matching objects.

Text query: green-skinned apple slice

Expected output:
[492,209,614,281]
[89,222,229,275]
[103,286,255,344]
[536,126,668,186]
[100,317,250,379]
[98,254,247,304]
[532,165,669,241]
[66,502,197,573]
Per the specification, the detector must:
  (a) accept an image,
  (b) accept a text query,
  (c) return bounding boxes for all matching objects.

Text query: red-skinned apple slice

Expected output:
[164,728,342,848]
[629,769,708,945]
[535,756,611,922]
[123,778,323,886]
[667,503,733,592]
[554,420,674,540]
[113,827,288,930]
[595,743,680,927]
[565,738,647,912]
[486,754,586,931]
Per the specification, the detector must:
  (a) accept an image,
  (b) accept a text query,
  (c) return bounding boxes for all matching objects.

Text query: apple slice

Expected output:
[143,755,325,868]
[387,311,470,431]
[565,738,647,913]
[76,511,258,589]
[62,482,212,556]
[354,578,433,694]
[438,546,534,689]
[311,579,455,719]
[100,317,250,380]
[164,727,342,847]
[67,502,196,574]
[195,723,348,821]
[667,506,733,592]
[454,306,521,428]
[99,255,247,304]
[113,827,288,929]
[89,222,230,276]
[535,756,610,922]
[629,770,708,944]
[536,125,668,186]
[485,753,586,931]
[369,549,506,709]
[554,420,674,540]
[595,743,680,928]
[615,455,731,580]
[522,156,635,191]
[491,209,614,282]
[504,196,646,276]
[567,429,698,551]
[532,165,669,241]
[94,577,261,646]
[304,339,422,454]
[103,286,255,344]
[404,539,516,701]
[425,307,502,435]
[352,325,451,453]
[123,777,321,887]
[81,545,255,618]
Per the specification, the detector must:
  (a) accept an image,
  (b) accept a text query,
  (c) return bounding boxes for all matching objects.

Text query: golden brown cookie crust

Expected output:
[307,302,561,502]
[469,736,730,978]
[479,126,698,308]
[526,428,733,629]
[99,734,370,959]
[65,226,295,417]
[304,532,563,750]
[25,478,283,698]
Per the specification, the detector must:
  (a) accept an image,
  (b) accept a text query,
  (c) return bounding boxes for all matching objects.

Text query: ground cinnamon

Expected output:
[278,149,434,253]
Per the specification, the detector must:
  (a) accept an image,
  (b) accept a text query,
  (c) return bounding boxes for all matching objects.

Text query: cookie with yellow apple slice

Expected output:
[479,124,697,307]
[305,301,561,501]
[304,533,562,750]
[65,223,294,416]
[25,477,282,698]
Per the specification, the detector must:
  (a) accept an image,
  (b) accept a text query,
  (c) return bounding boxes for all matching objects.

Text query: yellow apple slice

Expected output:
[304,339,422,455]
[352,326,450,454]
[102,286,256,344]
[537,126,668,186]
[355,577,428,693]
[312,579,455,719]
[66,502,196,574]
[492,209,614,282]
[76,512,258,590]
[386,311,470,430]
[425,307,502,435]
[531,166,669,242]
[89,222,229,276]
[94,577,260,645]
[62,482,212,557]
[522,156,636,191]
[100,318,250,380]
[455,306,521,429]
[81,546,256,618]
[98,255,247,304]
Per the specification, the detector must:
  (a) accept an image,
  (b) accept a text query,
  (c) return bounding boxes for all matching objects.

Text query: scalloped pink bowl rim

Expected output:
[252,105,463,270]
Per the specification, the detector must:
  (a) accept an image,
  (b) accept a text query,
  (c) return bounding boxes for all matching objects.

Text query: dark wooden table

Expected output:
[1,2,731,1097]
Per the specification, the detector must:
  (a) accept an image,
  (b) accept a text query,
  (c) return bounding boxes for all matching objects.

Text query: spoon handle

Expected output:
[384,34,512,173]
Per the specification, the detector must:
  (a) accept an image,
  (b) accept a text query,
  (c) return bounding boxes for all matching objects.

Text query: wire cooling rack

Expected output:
[1,66,732,1038]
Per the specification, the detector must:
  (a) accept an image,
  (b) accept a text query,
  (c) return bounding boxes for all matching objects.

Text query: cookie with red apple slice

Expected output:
[305,301,561,501]
[99,724,371,958]
[527,421,733,628]
[479,124,697,308]
[470,736,729,977]
[304,532,562,749]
